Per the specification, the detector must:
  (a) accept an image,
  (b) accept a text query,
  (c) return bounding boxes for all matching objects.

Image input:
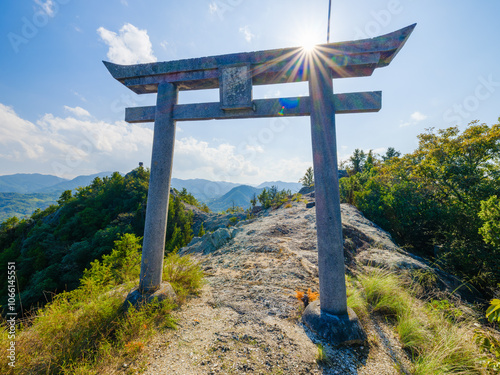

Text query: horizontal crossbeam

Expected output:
[125,91,381,123]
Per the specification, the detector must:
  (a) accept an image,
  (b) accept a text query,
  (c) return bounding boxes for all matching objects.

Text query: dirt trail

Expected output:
[140,201,411,374]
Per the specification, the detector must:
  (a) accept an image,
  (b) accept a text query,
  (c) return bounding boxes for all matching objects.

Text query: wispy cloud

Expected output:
[97,23,157,65]
[72,91,87,102]
[64,106,91,118]
[35,0,56,17]
[400,111,428,127]
[209,2,218,14]
[239,25,254,43]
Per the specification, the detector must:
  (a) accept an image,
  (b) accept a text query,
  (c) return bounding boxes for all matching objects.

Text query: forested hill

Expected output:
[0,168,200,315]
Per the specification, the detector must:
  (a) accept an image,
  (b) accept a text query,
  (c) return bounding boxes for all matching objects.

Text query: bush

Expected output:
[0,234,202,374]
[340,120,500,296]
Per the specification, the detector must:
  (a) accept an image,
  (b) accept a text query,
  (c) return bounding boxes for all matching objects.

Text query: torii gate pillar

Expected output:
[104,24,415,345]
[139,83,178,292]
[309,64,347,316]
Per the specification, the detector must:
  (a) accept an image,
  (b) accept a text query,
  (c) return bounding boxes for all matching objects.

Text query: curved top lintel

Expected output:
[104,23,416,86]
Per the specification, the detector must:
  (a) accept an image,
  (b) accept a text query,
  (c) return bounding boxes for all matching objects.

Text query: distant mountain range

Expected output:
[0,173,303,220]
[203,182,303,212]
[0,172,116,222]
[0,172,114,194]
[205,185,265,212]
[170,178,240,202]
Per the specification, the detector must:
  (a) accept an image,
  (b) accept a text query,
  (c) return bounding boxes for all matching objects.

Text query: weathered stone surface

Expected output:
[309,62,347,316]
[123,282,176,312]
[139,83,178,293]
[104,24,416,94]
[219,64,252,110]
[302,300,367,346]
[181,227,241,255]
[357,248,428,270]
[341,204,397,251]
[210,227,232,248]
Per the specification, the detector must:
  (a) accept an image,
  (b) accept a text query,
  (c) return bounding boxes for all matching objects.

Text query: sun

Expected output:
[298,31,320,52]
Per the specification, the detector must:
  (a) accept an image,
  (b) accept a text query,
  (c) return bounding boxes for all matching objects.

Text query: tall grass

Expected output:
[359,269,489,374]
[0,234,203,374]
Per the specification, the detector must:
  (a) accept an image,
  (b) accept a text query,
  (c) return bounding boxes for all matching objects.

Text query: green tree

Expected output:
[198,222,206,237]
[348,149,366,175]
[258,188,270,208]
[57,190,73,205]
[382,147,401,162]
[479,196,500,247]
[340,119,500,295]
[0,166,199,314]
[299,167,314,187]
[250,193,257,208]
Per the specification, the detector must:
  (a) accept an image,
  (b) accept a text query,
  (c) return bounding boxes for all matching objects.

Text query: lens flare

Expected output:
[299,31,319,53]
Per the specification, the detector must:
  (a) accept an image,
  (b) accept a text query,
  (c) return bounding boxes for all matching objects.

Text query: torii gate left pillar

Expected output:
[105,24,415,345]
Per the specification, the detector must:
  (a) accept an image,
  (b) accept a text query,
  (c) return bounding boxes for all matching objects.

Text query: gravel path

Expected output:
[140,200,412,374]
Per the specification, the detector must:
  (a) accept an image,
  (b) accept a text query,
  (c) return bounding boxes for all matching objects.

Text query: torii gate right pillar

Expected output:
[302,61,366,345]
[309,63,347,316]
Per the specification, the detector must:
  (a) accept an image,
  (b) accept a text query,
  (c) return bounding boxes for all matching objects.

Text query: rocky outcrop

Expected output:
[145,192,482,374]
[180,226,244,255]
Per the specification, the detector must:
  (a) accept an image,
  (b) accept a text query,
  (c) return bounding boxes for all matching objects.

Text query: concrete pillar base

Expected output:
[122,282,176,312]
[302,300,367,346]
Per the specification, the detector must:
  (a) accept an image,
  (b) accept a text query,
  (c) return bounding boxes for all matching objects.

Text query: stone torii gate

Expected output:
[105,24,415,344]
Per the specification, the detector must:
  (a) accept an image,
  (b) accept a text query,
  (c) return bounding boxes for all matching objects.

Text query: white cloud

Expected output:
[160,40,168,50]
[97,23,157,65]
[400,111,428,127]
[260,158,311,183]
[0,103,153,178]
[173,137,259,180]
[0,104,313,184]
[239,26,255,43]
[209,2,218,14]
[64,106,91,118]
[411,111,427,122]
[35,0,55,17]
[120,0,129,6]
[245,144,264,154]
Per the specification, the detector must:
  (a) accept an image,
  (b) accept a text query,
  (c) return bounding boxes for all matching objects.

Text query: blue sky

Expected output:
[1,0,499,184]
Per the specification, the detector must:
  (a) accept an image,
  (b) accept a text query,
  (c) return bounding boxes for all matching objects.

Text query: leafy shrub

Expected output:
[340,120,500,296]
[0,233,202,374]
[258,186,291,209]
